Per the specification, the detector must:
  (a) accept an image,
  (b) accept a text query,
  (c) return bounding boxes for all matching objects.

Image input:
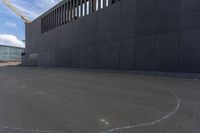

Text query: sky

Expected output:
[0,0,61,48]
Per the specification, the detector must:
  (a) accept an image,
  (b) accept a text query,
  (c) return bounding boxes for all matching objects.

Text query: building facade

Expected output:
[25,0,200,73]
[0,44,24,62]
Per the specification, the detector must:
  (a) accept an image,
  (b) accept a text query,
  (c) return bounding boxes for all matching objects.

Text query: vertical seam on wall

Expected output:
[134,0,137,71]
[178,0,181,73]
[154,0,157,72]
[95,0,98,46]
[118,0,122,69]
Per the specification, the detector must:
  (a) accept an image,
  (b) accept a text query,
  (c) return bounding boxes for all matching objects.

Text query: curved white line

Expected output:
[99,89,181,133]
[0,89,180,133]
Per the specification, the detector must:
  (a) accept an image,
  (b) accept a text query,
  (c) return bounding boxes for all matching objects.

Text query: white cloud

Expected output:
[0,34,25,48]
[5,22,17,28]
[0,0,61,48]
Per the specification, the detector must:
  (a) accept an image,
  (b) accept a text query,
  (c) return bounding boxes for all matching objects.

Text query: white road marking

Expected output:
[0,78,181,133]
[100,118,110,125]
[99,89,181,133]
[0,125,53,133]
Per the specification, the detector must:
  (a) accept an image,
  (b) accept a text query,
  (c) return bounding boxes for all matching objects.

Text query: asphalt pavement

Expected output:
[0,66,199,133]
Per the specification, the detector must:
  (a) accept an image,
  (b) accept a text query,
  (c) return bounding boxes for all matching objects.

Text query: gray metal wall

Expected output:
[25,0,200,73]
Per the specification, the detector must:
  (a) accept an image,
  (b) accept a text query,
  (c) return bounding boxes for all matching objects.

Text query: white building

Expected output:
[0,44,24,62]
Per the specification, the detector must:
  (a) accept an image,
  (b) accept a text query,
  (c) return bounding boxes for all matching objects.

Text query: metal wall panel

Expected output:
[119,39,135,70]
[136,36,155,71]
[136,0,156,37]
[155,32,179,72]
[26,0,200,73]
[180,29,200,73]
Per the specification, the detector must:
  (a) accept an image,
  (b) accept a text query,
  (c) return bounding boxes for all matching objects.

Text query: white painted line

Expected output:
[99,89,181,133]
[0,125,53,133]
[0,78,181,133]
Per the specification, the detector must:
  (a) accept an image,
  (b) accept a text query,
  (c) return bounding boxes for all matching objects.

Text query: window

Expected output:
[41,0,120,33]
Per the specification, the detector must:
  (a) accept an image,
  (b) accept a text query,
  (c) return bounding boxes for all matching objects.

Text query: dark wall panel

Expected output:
[55,48,72,67]
[59,22,74,49]
[54,49,64,67]
[96,3,121,43]
[136,36,155,71]
[65,48,72,67]
[106,42,120,69]
[79,46,86,68]
[156,0,180,33]
[95,44,107,69]
[181,0,200,30]
[120,0,136,39]
[38,53,44,67]
[108,3,123,41]
[86,45,96,69]
[136,0,156,37]
[38,51,55,67]
[119,39,135,70]
[73,13,97,46]
[71,46,81,68]
[155,32,179,72]
[180,29,200,73]
[26,0,200,74]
